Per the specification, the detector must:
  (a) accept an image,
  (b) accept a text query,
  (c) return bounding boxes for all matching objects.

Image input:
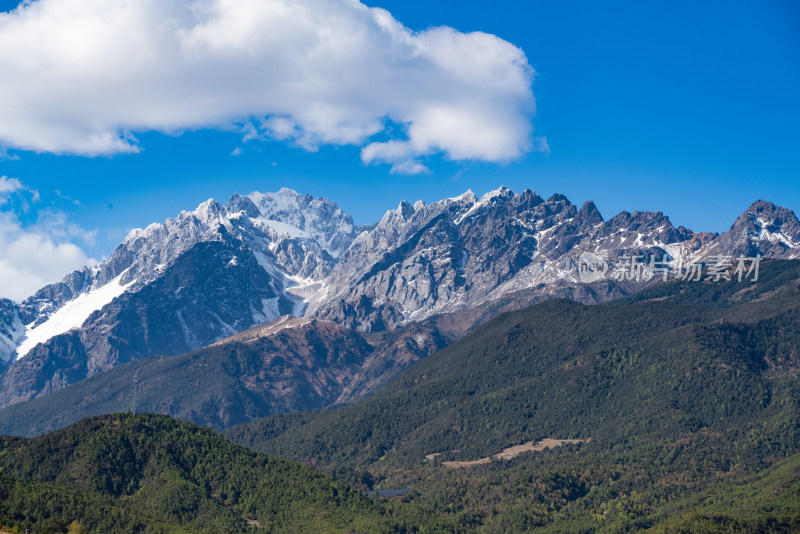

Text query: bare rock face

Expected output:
[1,186,798,410]
[306,189,695,330]
[309,192,799,332]
[0,299,24,364]
[703,200,800,259]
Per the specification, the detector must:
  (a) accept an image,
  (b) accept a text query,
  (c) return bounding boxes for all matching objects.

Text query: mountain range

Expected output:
[0,186,798,412]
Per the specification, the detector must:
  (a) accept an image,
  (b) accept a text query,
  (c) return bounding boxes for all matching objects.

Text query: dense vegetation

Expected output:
[0,413,453,533]
[226,260,800,531]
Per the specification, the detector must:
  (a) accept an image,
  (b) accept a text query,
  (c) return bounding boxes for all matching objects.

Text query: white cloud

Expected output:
[0,175,40,211]
[0,176,23,197]
[390,160,431,175]
[0,0,540,172]
[0,147,19,160]
[33,208,98,248]
[0,180,96,302]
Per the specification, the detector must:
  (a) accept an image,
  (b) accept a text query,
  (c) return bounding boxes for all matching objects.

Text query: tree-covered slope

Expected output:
[224,260,800,531]
[647,450,800,533]
[0,413,452,533]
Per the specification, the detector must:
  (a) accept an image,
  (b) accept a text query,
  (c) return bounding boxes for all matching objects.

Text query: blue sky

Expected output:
[0,0,798,299]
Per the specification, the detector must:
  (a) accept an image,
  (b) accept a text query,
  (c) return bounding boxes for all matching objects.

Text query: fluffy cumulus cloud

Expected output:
[0,0,541,172]
[0,177,96,302]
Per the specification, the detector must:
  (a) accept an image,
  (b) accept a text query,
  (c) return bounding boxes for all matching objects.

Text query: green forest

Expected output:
[225,260,800,531]
[0,413,454,533]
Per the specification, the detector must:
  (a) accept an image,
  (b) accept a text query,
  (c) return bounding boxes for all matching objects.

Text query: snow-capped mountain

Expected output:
[0,186,798,408]
[0,188,361,368]
[239,188,365,259]
[305,189,799,330]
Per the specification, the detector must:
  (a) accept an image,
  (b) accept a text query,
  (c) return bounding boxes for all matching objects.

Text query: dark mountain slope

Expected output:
[0,273,633,437]
[0,235,294,408]
[0,267,640,439]
[647,450,800,532]
[0,316,453,435]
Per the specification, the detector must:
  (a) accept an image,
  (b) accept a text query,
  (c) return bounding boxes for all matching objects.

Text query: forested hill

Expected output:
[225,260,800,531]
[227,260,800,467]
[0,413,452,533]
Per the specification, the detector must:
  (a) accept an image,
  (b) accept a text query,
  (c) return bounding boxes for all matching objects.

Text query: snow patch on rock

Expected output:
[15,272,136,360]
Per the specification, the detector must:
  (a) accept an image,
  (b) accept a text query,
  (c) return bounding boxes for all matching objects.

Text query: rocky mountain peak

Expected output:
[246,188,357,258]
[479,185,514,204]
[396,200,415,219]
[737,200,800,234]
[451,190,477,204]
[702,200,800,258]
[545,193,571,206]
[3,185,800,410]
[6,188,363,365]
[225,193,262,218]
[577,200,604,225]
[193,199,226,224]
